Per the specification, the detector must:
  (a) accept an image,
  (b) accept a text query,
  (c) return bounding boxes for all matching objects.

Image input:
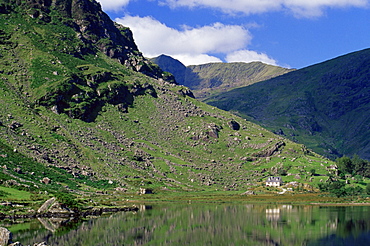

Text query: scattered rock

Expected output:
[115,187,128,192]
[206,128,219,138]
[228,120,240,130]
[139,188,153,194]
[241,191,255,195]
[14,167,22,174]
[41,177,51,184]
[33,242,48,246]
[9,242,22,246]
[8,121,22,130]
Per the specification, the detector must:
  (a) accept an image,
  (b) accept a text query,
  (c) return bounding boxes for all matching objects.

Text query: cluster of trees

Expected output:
[336,155,370,178]
[318,155,370,197]
[318,180,365,198]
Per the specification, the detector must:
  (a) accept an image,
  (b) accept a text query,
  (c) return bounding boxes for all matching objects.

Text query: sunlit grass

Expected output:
[0,186,32,200]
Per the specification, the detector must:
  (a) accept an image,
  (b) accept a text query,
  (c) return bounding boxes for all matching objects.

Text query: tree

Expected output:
[318,180,347,198]
[352,154,367,176]
[336,156,353,174]
[366,183,370,195]
[345,186,363,197]
[310,168,316,176]
[329,180,347,198]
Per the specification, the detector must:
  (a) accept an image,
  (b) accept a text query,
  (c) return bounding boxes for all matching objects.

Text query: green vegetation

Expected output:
[205,48,370,161]
[316,155,370,198]
[337,155,370,178]
[0,0,367,215]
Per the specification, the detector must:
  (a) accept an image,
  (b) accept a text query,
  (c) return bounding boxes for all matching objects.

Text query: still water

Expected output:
[3,204,370,246]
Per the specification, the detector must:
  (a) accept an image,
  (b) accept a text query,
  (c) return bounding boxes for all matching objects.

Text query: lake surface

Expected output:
[3,203,370,246]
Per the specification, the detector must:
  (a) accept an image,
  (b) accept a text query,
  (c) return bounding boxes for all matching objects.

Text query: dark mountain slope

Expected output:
[150,54,187,84]
[151,54,293,99]
[0,0,335,203]
[205,48,370,160]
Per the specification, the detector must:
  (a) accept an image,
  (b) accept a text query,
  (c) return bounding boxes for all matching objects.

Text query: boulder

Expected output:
[0,227,12,246]
[40,177,51,184]
[206,129,219,138]
[38,197,57,213]
[139,188,153,195]
[8,242,22,246]
[228,120,240,130]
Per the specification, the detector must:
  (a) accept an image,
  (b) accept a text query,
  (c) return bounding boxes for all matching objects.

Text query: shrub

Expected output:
[366,183,370,195]
[54,191,80,209]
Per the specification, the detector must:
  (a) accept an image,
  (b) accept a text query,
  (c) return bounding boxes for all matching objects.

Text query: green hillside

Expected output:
[151,55,293,99]
[205,48,370,161]
[0,0,364,211]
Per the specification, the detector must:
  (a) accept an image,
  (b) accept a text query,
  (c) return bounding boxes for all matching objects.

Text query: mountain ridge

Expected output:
[150,54,294,99]
[205,48,370,160]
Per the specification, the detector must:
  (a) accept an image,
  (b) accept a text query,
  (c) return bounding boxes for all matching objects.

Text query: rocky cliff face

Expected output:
[0,0,176,121]
[1,0,172,80]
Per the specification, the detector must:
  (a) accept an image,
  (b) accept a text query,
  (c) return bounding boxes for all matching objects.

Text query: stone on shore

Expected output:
[0,227,12,246]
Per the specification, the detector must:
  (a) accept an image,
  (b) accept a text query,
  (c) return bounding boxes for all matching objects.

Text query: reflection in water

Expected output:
[2,204,370,245]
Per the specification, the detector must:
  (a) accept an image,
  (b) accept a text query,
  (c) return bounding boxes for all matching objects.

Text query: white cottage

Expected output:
[266,177,283,187]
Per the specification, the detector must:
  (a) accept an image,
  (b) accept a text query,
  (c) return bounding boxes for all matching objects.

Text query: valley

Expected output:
[0,0,368,222]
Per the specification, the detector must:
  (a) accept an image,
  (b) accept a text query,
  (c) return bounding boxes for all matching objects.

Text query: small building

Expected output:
[266,177,283,187]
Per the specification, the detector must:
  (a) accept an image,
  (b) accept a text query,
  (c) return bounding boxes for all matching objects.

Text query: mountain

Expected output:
[0,0,335,205]
[150,54,294,99]
[150,54,187,85]
[205,48,370,160]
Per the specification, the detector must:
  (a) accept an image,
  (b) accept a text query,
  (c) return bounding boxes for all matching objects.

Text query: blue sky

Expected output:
[97,0,370,68]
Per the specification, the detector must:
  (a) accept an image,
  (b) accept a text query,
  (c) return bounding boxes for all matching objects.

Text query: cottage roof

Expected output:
[266,177,282,182]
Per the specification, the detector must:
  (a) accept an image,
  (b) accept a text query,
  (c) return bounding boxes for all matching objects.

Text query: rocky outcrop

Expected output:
[37,197,74,215]
[0,226,47,245]
[252,141,286,158]
[2,0,173,81]
[0,227,12,246]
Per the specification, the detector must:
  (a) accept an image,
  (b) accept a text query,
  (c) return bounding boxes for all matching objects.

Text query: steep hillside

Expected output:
[0,0,335,204]
[150,55,187,85]
[205,48,370,160]
[151,55,294,99]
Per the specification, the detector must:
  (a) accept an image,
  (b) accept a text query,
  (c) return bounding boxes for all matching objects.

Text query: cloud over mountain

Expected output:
[96,0,130,11]
[116,15,267,65]
[226,50,277,66]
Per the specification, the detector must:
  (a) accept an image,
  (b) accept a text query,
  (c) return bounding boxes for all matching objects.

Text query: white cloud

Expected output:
[161,0,369,17]
[226,50,277,66]
[172,54,222,66]
[96,0,131,11]
[115,15,254,65]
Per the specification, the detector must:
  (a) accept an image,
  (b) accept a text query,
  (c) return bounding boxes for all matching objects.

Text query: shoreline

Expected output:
[0,206,139,220]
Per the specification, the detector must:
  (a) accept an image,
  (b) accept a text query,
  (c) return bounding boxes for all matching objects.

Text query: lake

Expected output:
[3,203,370,245]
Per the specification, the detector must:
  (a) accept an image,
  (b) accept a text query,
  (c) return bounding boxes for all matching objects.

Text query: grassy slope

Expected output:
[205,48,370,161]
[185,62,294,99]
[0,2,361,208]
